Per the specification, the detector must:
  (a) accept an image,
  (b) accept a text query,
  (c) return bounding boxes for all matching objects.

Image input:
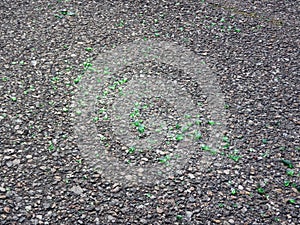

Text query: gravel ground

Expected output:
[0,0,299,224]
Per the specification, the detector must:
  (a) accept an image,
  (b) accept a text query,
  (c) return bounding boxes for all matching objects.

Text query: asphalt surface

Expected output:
[0,0,299,224]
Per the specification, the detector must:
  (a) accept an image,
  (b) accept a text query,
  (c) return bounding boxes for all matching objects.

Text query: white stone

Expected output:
[70,185,83,195]
[188,173,195,179]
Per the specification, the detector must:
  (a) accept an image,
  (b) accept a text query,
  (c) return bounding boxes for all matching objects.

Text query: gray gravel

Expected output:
[0,0,299,224]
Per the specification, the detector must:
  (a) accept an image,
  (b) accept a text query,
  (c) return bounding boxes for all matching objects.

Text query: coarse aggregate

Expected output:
[0,0,299,224]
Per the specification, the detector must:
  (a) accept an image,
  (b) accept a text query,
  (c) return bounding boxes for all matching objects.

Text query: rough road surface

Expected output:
[0,0,299,224]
